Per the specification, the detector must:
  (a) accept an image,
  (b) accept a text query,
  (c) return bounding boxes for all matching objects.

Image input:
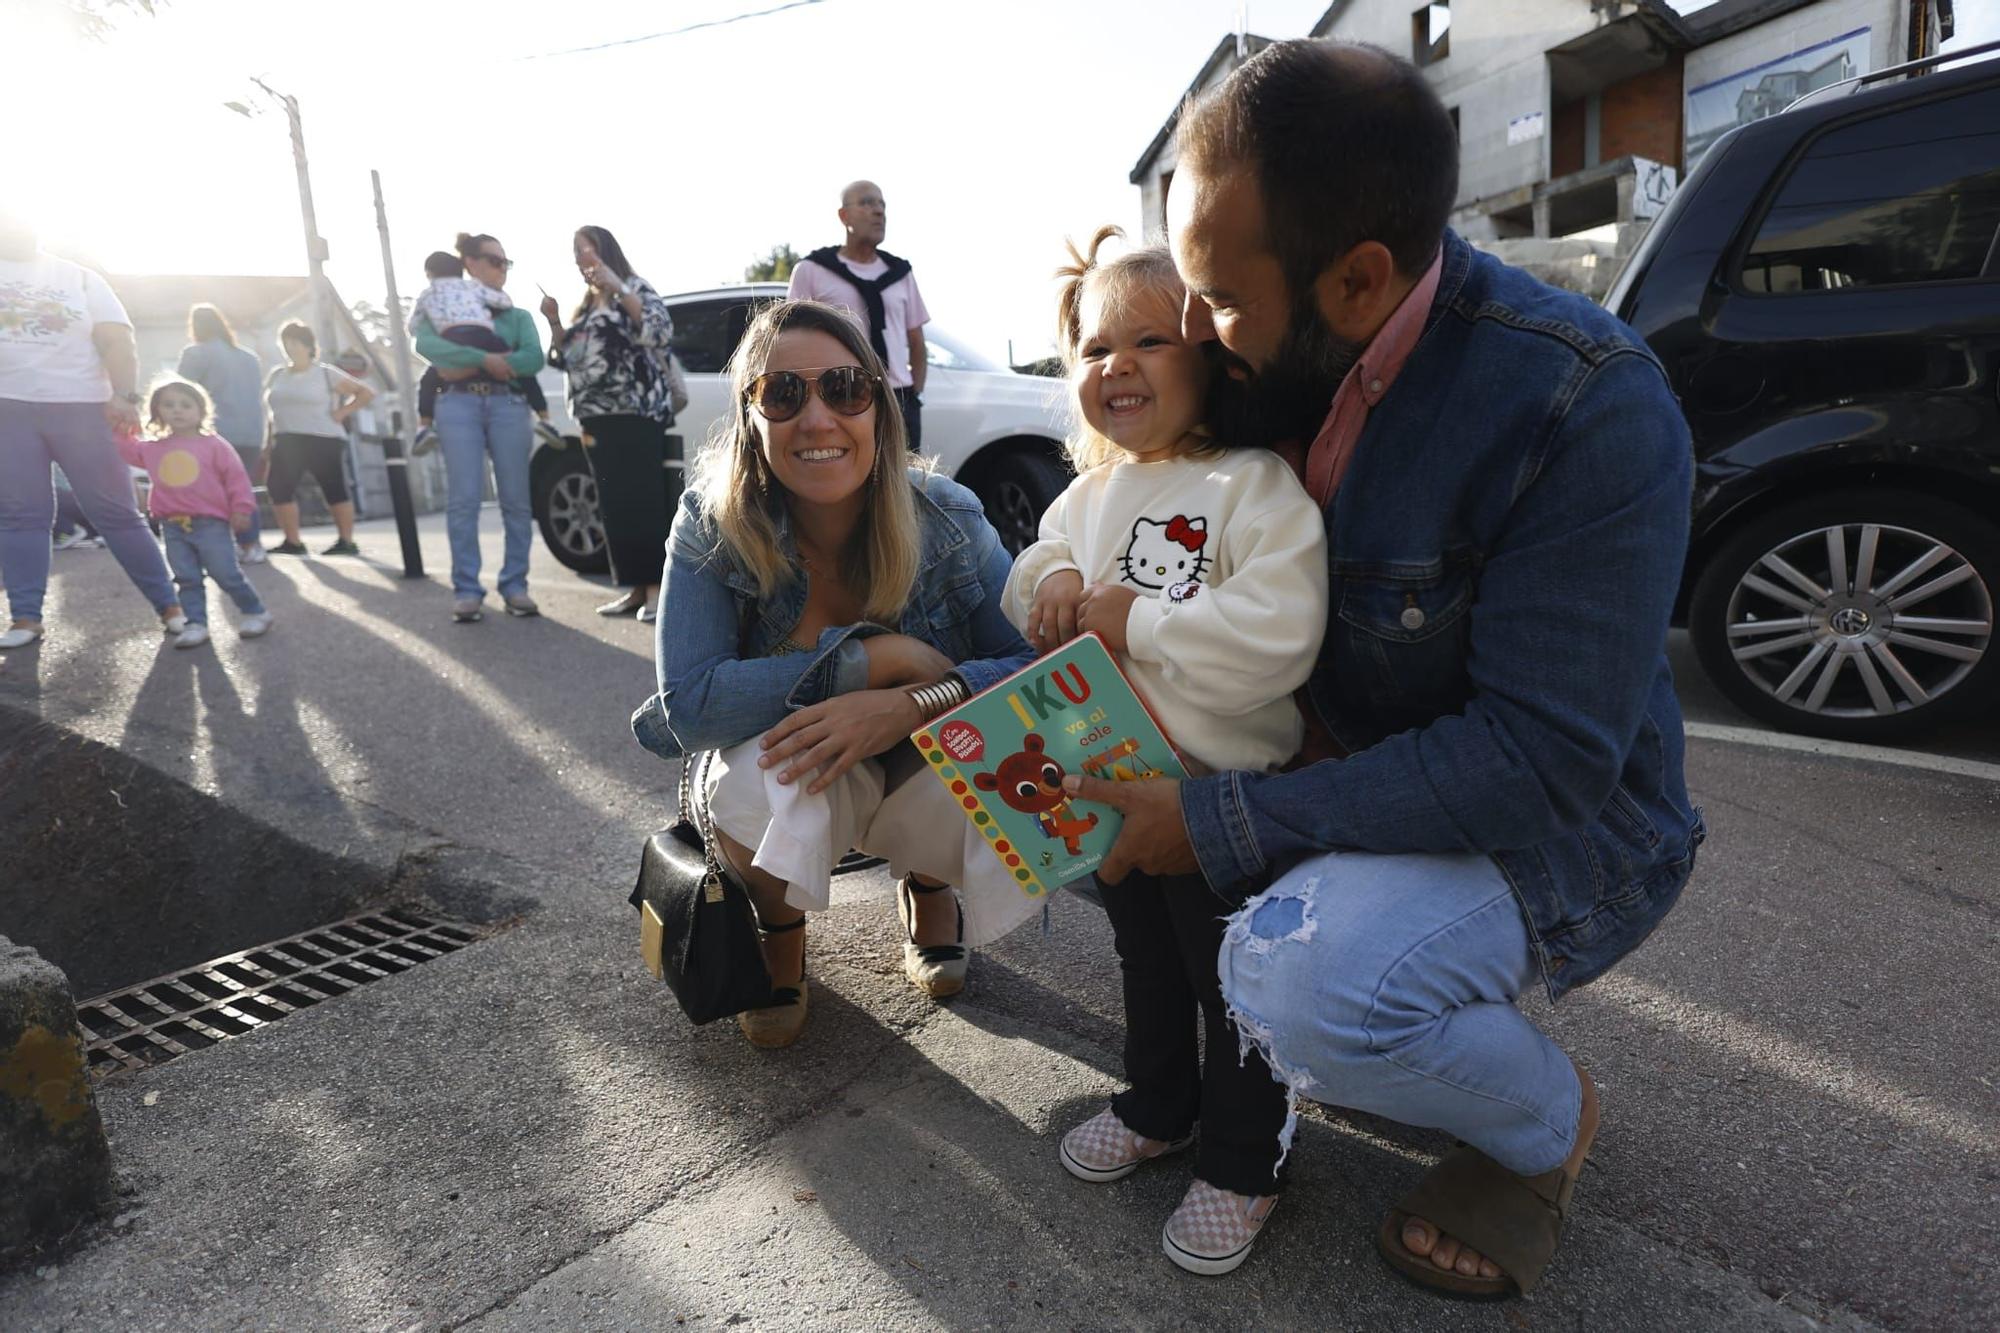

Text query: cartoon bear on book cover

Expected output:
[973,734,1099,856]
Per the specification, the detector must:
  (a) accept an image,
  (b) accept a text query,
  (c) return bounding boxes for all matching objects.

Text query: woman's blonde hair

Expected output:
[1054,225,1205,473]
[145,378,213,436]
[690,299,923,624]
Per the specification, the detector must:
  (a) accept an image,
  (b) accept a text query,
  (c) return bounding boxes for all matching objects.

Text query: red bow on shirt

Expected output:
[1165,515,1207,551]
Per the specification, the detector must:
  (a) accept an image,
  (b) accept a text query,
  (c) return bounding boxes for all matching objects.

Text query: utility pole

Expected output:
[248,77,337,359]
[371,169,425,578]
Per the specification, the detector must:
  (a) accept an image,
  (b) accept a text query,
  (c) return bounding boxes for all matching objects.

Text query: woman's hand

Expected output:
[539,294,562,324]
[580,252,625,296]
[758,690,923,794]
[481,352,515,381]
[1026,569,1086,654]
[1077,583,1139,656]
[863,634,955,689]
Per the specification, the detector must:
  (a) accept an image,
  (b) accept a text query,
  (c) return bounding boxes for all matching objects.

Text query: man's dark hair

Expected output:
[424,250,465,280]
[1176,39,1458,287]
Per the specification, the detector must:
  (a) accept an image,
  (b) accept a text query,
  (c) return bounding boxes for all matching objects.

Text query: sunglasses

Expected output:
[477,253,514,270]
[746,367,881,422]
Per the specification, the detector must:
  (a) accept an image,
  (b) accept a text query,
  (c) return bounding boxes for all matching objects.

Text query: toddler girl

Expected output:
[118,381,272,649]
[1003,227,1328,1276]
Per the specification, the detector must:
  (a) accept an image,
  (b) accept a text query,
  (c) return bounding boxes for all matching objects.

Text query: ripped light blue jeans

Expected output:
[1219,850,1583,1178]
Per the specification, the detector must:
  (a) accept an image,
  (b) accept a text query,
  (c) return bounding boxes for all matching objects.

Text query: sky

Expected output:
[14,0,1998,363]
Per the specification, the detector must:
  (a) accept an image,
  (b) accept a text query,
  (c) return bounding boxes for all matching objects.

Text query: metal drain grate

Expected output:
[76,908,488,1074]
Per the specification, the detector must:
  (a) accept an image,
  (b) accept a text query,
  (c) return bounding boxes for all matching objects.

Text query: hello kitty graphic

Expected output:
[1119,514,1210,594]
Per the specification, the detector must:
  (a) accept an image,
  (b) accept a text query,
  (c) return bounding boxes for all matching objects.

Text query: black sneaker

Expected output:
[322,539,361,557]
[270,540,309,556]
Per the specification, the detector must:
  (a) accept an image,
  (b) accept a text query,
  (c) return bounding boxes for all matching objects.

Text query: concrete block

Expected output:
[0,937,112,1265]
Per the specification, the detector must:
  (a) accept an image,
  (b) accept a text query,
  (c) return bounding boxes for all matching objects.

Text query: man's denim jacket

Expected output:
[632,469,1034,760]
[1182,231,1706,1000]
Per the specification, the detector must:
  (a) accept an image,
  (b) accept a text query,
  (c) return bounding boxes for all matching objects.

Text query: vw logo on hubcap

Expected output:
[1829,605,1872,637]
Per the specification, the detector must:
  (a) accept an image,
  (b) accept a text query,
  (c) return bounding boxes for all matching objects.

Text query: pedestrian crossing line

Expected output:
[1683,721,2000,786]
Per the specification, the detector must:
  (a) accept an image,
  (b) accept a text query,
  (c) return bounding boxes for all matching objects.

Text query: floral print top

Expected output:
[547,274,675,423]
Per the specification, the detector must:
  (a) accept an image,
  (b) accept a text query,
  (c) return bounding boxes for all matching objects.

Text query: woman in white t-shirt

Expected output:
[0,215,183,649]
[261,321,372,557]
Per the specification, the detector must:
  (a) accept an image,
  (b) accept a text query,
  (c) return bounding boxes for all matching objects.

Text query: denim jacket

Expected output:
[1181,231,1705,1001]
[631,468,1034,760]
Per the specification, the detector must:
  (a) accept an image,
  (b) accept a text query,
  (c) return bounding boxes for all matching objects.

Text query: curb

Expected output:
[1,936,112,1266]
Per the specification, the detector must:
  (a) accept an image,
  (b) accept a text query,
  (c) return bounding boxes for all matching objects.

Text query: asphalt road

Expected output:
[1,510,1994,1332]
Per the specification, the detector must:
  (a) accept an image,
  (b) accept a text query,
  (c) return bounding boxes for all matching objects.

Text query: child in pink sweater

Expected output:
[117,381,272,648]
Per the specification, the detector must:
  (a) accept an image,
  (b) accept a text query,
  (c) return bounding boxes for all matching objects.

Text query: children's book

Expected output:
[910,633,1187,900]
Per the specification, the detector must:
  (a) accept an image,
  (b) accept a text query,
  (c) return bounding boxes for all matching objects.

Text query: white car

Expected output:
[530,282,1072,571]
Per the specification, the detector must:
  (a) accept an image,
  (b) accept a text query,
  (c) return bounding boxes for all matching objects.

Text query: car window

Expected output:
[924,326,1001,372]
[1739,85,2000,293]
[668,298,755,374]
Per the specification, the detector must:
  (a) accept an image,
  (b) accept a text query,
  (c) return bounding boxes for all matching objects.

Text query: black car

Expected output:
[1609,46,2000,742]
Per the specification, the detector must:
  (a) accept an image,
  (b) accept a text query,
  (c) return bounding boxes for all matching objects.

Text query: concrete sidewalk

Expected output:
[2,511,1994,1330]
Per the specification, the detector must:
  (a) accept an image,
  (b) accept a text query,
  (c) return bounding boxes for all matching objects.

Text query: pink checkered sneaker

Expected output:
[1163,1179,1277,1274]
[1060,1106,1191,1182]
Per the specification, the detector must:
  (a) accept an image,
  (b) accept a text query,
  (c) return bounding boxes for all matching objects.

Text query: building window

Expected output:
[1412,2,1450,67]
[1739,86,2000,293]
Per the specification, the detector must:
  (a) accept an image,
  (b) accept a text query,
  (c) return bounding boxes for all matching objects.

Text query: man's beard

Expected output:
[1203,294,1363,449]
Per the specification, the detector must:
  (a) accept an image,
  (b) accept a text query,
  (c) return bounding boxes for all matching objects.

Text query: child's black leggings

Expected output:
[1097,869,1289,1196]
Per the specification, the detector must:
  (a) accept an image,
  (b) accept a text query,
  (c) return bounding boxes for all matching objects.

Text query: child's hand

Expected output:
[1026,569,1086,653]
[1077,583,1139,656]
[231,512,252,534]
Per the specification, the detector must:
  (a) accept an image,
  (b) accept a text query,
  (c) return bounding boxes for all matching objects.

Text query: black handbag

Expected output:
[629,750,773,1024]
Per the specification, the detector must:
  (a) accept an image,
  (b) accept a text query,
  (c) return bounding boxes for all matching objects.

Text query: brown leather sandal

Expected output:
[1376,1145,1585,1299]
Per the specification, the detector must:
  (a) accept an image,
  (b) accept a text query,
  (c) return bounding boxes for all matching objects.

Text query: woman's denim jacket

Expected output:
[1182,231,1706,1001]
[632,469,1034,761]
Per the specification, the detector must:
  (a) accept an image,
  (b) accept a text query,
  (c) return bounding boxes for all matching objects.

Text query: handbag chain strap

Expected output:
[677,750,729,905]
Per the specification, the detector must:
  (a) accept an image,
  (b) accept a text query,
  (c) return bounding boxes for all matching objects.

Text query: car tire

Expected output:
[965,447,1070,557]
[533,445,610,575]
[1689,490,1999,742]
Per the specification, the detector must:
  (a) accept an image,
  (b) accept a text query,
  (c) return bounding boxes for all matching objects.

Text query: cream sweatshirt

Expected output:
[1001,449,1329,774]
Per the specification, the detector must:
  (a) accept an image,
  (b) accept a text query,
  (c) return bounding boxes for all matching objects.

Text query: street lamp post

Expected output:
[226,80,336,358]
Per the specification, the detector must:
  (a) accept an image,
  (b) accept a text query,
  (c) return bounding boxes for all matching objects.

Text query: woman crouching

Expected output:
[633,299,1039,1047]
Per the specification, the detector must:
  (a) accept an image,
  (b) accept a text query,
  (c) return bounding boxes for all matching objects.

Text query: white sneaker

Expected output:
[0,624,44,650]
[53,531,94,550]
[238,612,274,638]
[239,544,269,565]
[163,612,189,634]
[173,624,211,649]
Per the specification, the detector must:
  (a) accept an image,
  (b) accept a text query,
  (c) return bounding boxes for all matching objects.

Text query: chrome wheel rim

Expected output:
[1726,522,1993,718]
[548,473,605,558]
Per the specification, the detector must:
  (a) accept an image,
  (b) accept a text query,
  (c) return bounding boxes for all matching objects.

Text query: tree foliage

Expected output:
[745,243,799,283]
[349,298,409,351]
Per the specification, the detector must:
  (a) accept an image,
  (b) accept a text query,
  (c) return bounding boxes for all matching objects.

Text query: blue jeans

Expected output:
[162,517,264,625]
[435,389,532,599]
[0,398,177,622]
[1218,850,1583,1178]
[229,443,263,547]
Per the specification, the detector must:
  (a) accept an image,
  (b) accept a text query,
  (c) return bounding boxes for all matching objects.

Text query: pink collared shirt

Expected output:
[1297,250,1444,506]
[1285,250,1443,767]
